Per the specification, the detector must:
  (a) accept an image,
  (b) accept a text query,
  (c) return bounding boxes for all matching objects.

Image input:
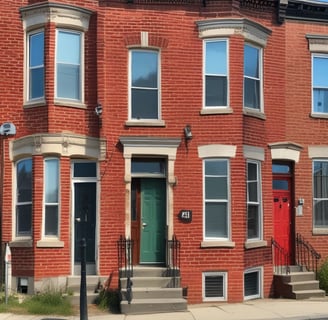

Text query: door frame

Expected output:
[71,160,99,275]
[272,161,295,264]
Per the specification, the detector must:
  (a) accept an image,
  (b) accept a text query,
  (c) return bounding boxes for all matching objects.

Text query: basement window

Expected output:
[244,267,262,300]
[202,272,227,301]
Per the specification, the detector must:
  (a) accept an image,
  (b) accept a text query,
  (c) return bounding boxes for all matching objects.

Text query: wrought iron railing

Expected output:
[117,235,134,278]
[166,234,181,288]
[295,233,321,277]
[271,238,290,275]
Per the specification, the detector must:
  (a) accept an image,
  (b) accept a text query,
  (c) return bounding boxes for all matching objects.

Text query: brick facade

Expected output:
[1,0,328,305]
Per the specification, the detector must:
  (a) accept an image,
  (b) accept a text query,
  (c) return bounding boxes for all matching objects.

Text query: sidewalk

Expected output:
[0,298,327,320]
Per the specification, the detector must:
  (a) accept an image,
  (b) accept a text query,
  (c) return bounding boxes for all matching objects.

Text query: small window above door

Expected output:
[131,158,166,176]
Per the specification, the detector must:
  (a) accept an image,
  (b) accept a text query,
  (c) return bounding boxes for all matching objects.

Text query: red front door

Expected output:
[273,176,293,264]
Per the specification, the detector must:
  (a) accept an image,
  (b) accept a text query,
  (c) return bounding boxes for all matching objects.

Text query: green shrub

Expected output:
[318,258,328,294]
[94,289,120,313]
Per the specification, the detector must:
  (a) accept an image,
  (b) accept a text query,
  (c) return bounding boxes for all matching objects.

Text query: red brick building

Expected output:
[1,0,328,311]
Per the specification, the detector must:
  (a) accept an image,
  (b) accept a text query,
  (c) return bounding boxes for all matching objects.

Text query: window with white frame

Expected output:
[44,158,59,237]
[244,44,262,110]
[244,267,262,300]
[247,160,262,240]
[130,50,160,120]
[312,55,328,114]
[204,159,229,240]
[56,29,82,101]
[27,30,44,101]
[203,272,227,301]
[313,160,328,228]
[204,39,228,107]
[16,158,33,237]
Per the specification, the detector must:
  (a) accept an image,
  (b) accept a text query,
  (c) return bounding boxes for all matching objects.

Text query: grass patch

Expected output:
[0,292,74,316]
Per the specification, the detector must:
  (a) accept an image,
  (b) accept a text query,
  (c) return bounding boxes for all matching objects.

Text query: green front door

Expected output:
[140,179,166,264]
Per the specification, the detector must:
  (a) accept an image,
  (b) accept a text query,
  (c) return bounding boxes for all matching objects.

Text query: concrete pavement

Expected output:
[0,298,327,320]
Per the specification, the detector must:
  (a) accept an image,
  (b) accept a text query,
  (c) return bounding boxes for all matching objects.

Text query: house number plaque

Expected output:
[178,210,192,223]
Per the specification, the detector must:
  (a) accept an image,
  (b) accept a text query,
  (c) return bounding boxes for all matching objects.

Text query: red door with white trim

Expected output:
[273,176,293,264]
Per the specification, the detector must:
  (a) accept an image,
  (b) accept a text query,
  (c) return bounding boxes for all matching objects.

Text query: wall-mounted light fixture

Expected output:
[95,103,102,116]
[184,124,192,140]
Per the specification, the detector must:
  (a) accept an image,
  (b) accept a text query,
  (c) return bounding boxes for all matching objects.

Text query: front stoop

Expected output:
[120,266,187,314]
[274,266,325,299]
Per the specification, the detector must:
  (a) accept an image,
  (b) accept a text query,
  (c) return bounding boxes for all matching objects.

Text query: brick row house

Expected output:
[1,0,328,312]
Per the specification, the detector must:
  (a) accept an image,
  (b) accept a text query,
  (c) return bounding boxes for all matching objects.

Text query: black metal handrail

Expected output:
[296,233,321,277]
[271,238,290,275]
[117,235,134,279]
[166,234,181,288]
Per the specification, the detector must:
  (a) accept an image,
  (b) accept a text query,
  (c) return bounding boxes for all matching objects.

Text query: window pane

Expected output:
[247,205,259,239]
[74,162,97,178]
[248,162,257,180]
[205,202,227,238]
[131,88,158,119]
[313,57,328,87]
[30,68,44,99]
[56,31,81,100]
[29,31,44,100]
[57,64,80,100]
[45,205,58,236]
[244,78,260,109]
[205,41,227,107]
[272,179,289,190]
[248,181,258,202]
[17,159,32,202]
[132,51,158,88]
[205,160,227,176]
[45,159,59,203]
[272,164,290,174]
[314,199,328,227]
[313,88,328,113]
[205,177,227,199]
[205,41,227,75]
[205,76,227,106]
[57,31,81,64]
[131,159,165,174]
[244,45,259,78]
[16,204,32,235]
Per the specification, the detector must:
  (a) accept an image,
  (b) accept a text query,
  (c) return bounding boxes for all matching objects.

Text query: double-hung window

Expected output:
[204,39,228,107]
[28,30,44,101]
[204,159,229,240]
[16,158,33,237]
[130,50,160,120]
[313,160,328,228]
[312,55,328,114]
[247,160,262,240]
[56,30,82,101]
[44,158,59,237]
[244,44,262,110]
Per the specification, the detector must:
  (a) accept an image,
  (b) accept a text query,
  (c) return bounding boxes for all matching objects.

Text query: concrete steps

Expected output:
[66,276,106,305]
[119,266,187,314]
[274,267,325,300]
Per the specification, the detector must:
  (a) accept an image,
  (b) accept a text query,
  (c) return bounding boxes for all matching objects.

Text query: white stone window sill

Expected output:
[125,120,166,127]
[200,107,233,115]
[54,99,86,109]
[313,228,328,235]
[23,99,46,108]
[37,239,64,248]
[10,239,33,247]
[243,108,266,120]
[244,240,268,249]
[201,241,235,248]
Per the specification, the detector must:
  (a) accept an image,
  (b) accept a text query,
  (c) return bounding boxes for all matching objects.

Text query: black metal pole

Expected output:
[80,238,88,320]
